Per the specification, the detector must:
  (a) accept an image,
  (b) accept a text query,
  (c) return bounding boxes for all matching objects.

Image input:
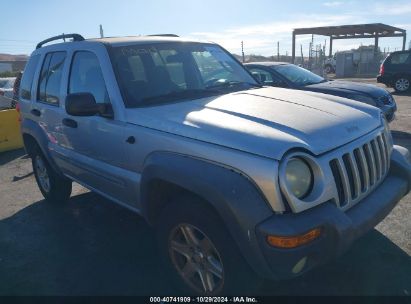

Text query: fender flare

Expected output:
[140,151,274,278]
[20,118,63,176]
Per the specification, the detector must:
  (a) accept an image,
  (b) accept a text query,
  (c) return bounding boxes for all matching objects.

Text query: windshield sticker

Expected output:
[121,48,149,56]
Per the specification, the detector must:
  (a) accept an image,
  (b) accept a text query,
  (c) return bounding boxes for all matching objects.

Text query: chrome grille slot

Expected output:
[353,148,366,193]
[364,143,377,186]
[329,132,390,210]
[330,159,347,207]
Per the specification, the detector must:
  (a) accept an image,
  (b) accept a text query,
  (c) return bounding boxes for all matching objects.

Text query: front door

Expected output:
[56,50,133,206]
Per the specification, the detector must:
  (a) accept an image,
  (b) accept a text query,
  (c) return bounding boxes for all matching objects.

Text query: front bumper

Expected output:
[377,75,392,85]
[255,145,411,280]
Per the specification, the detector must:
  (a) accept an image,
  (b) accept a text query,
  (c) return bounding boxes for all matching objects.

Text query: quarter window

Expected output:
[37,52,66,104]
[20,54,40,100]
[69,51,109,104]
[390,52,410,64]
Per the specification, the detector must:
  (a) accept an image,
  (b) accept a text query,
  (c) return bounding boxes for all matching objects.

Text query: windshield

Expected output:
[272,65,325,86]
[109,42,259,107]
[0,78,14,89]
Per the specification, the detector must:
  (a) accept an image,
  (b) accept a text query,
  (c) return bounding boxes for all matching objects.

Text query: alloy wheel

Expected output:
[35,155,51,193]
[169,224,224,294]
[395,78,410,92]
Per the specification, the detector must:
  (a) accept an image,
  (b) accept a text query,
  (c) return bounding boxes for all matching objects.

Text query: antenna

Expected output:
[100,25,104,38]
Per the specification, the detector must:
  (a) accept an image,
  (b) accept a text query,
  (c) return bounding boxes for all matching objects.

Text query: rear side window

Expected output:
[389,52,410,65]
[37,52,66,105]
[20,55,40,100]
[68,51,109,104]
[248,67,274,84]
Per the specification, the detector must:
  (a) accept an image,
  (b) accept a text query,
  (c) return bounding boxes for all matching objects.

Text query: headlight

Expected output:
[347,94,376,106]
[285,158,313,199]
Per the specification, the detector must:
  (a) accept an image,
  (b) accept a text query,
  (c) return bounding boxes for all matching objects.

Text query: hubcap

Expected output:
[395,78,410,92]
[169,224,224,294]
[35,155,50,193]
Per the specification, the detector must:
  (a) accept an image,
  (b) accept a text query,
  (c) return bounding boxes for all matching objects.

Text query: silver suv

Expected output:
[19,34,411,295]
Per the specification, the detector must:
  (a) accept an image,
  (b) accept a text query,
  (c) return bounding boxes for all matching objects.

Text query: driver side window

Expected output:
[69,51,110,104]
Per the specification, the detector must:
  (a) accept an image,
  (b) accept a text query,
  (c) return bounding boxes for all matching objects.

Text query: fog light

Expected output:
[266,228,322,249]
[292,257,307,274]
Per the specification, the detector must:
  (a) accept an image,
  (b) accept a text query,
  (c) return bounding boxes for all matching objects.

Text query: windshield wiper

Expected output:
[139,89,221,106]
[205,81,262,90]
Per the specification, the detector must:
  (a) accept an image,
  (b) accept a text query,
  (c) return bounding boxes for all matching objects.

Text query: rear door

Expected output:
[386,51,411,75]
[30,51,69,162]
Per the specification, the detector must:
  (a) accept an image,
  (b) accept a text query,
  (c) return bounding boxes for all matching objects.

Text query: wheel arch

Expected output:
[21,118,64,177]
[140,151,274,278]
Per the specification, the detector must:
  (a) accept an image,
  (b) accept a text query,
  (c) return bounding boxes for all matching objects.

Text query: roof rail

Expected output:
[147,34,179,37]
[36,33,85,49]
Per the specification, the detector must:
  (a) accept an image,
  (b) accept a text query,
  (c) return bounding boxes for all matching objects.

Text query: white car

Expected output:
[0,77,16,109]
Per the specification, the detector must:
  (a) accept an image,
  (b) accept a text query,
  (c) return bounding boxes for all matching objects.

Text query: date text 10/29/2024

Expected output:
[149,297,258,303]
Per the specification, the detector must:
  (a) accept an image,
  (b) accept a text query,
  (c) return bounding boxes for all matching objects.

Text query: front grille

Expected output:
[329,132,390,209]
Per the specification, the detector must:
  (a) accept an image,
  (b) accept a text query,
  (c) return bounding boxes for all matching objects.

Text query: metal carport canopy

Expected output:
[291,23,407,63]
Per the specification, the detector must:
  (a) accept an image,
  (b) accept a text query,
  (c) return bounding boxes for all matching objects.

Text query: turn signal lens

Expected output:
[267,228,322,249]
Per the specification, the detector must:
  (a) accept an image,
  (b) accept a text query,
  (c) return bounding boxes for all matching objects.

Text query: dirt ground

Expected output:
[0,79,410,296]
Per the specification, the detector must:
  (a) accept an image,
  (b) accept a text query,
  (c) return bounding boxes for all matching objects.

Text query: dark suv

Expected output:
[377,50,411,93]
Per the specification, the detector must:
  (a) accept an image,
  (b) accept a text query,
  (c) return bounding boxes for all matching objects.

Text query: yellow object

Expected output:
[0,109,23,152]
[267,227,322,249]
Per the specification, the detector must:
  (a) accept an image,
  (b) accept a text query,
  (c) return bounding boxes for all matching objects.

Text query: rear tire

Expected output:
[32,146,72,203]
[157,195,263,295]
[324,64,334,74]
[394,76,410,93]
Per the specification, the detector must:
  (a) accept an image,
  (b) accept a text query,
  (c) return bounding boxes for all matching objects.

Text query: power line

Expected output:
[0,38,37,43]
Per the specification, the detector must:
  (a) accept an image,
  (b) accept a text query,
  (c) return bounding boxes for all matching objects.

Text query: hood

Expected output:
[305,80,388,99]
[125,87,382,160]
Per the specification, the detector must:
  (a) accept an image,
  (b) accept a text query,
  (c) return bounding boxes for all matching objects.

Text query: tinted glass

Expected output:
[20,55,40,100]
[248,67,273,84]
[109,42,258,107]
[38,52,66,104]
[69,51,109,104]
[272,64,324,86]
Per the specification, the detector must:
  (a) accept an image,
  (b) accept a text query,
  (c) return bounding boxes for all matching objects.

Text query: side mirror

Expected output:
[65,93,113,118]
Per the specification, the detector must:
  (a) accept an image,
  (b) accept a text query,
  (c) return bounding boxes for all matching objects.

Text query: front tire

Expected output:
[157,195,262,295]
[394,76,410,92]
[32,147,72,203]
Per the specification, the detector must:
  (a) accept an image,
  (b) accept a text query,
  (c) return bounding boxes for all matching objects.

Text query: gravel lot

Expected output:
[0,79,410,296]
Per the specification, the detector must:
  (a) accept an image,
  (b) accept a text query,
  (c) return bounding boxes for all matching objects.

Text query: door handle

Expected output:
[30,109,41,117]
[62,118,78,128]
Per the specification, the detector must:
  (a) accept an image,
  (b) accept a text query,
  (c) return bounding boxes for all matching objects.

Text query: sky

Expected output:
[1,0,410,56]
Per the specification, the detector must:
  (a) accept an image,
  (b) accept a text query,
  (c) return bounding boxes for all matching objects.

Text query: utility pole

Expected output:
[277,41,280,61]
[99,24,104,38]
[241,41,245,63]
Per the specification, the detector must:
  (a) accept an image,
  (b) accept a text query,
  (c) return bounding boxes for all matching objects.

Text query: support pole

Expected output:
[292,31,296,64]
[403,32,407,51]
[374,32,379,55]
[329,36,333,58]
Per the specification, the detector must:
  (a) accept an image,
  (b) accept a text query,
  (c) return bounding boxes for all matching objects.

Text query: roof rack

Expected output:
[147,34,179,37]
[36,33,85,49]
